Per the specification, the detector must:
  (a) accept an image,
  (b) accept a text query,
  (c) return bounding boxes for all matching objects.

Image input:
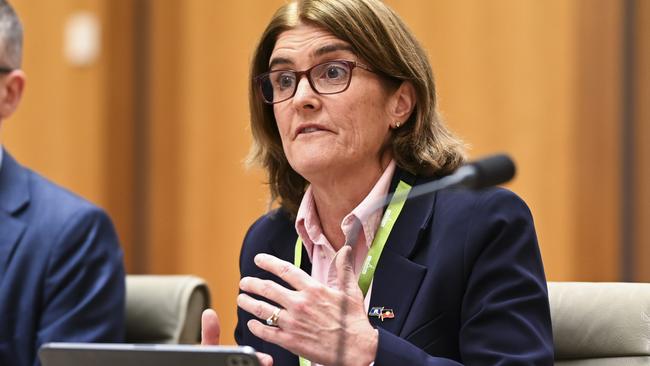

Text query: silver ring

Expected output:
[265,307,281,327]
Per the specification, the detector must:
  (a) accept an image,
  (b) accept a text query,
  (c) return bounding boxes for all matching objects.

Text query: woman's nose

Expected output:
[292,75,319,109]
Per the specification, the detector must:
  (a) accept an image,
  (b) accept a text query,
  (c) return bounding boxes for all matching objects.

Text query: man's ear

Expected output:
[0,69,25,120]
[387,81,416,128]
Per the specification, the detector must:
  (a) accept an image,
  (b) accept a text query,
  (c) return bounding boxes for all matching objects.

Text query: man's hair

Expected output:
[0,0,22,68]
[248,0,466,216]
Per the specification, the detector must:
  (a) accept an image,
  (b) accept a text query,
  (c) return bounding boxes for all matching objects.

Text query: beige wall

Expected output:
[387,0,587,280]
[4,0,648,346]
[142,2,278,343]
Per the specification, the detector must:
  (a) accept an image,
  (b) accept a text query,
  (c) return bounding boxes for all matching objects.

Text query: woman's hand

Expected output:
[238,245,378,366]
[201,308,274,366]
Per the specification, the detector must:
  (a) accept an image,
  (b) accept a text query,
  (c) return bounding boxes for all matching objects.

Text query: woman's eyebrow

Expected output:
[313,43,355,57]
[269,57,293,69]
[268,43,355,69]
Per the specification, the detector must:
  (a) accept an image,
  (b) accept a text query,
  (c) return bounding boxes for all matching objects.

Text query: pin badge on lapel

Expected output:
[369,306,395,321]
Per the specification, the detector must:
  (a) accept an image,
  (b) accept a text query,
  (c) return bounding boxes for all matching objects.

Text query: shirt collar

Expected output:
[342,159,395,247]
[295,159,396,258]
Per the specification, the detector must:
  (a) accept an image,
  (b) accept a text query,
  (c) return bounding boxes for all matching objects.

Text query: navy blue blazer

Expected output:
[235,168,553,365]
[0,150,125,366]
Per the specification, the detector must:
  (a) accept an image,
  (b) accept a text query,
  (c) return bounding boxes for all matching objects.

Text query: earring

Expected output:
[394,122,401,128]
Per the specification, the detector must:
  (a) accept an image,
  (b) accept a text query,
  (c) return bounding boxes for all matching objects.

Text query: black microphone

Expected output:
[343,153,516,247]
[411,153,516,194]
[468,153,516,188]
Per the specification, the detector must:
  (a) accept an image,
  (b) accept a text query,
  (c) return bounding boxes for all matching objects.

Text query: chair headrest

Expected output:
[126,275,211,344]
[549,281,650,359]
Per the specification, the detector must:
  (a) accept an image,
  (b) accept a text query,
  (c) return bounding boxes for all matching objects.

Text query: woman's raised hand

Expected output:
[237,245,378,366]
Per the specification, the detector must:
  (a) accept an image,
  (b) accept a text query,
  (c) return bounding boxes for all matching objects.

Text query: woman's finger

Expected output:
[200,308,220,345]
[237,293,289,328]
[239,276,295,309]
[253,253,313,290]
[256,351,274,366]
[335,245,363,298]
[247,319,293,350]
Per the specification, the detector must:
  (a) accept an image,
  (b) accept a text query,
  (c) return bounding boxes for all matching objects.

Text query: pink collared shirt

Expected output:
[295,160,396,312]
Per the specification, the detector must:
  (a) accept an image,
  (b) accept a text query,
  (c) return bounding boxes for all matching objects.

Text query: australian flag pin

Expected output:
[369,306,395,321]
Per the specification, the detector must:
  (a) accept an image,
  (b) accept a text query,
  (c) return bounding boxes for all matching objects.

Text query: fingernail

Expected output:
[254,254,266,264]
[341,245,351,257]
[240,277,249,287]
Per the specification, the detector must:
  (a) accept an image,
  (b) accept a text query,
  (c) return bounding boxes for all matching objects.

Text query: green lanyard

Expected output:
[294,180,412,366]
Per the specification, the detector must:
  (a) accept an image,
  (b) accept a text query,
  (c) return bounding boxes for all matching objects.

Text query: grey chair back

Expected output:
[549,282,650,365]
[126,275,210,344]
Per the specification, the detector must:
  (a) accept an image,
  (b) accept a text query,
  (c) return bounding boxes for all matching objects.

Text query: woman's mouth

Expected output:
[300,127,323,134]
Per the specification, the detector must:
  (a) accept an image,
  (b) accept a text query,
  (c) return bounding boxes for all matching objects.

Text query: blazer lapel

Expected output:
[0,150,30,284]
[368,251,427,335]
[0,150,30,215]
[0,212,26,283]
[367,168,436,336]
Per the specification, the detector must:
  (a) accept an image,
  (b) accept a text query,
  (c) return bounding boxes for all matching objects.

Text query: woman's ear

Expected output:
[387,81,416,128]
[0,70,25,120]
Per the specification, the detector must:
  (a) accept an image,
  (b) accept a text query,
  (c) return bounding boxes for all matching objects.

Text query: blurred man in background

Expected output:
[0,1,125,365]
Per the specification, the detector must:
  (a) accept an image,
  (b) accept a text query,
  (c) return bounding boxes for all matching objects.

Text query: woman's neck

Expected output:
[309,154,392,250]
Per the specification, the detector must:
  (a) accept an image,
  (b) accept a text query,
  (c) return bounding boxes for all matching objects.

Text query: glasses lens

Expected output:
[259,76,275,103]
[310,61,351,94]
[257,61,355,104]
[259,71,297,104]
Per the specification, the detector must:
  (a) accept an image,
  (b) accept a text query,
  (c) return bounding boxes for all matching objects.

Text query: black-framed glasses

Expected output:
[254,60,373,104]
[0,67,13,74]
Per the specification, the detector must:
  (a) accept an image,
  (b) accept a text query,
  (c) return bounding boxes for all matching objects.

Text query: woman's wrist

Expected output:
[355,328,378,366]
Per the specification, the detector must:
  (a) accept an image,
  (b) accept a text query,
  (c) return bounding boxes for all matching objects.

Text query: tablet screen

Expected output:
[39,343,260,366]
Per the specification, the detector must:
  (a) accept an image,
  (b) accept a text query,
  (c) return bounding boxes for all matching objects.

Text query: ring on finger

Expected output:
[265,307,281,327]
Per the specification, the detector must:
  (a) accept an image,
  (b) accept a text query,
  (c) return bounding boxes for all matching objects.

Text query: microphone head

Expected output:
[467,154,516,189]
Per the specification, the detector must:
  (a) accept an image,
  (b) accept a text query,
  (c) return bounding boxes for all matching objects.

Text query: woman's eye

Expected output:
[275,73,295,90]
[325,65,347,80]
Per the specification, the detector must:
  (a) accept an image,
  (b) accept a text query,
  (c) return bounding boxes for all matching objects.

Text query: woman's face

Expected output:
[270,23,397,184]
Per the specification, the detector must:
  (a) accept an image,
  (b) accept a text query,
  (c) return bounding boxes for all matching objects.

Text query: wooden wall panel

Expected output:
[387,0,626,281]
[143,0,287,345]
[144,0,184,274]
[572,0,623,280]
[634,0,650,281]
[103,1,136,271]
[386,0,585,280]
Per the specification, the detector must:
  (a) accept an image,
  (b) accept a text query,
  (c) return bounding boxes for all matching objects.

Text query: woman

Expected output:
[202,0,553,365]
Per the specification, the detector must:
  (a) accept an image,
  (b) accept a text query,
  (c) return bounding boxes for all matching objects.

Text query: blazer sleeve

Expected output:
[35,206,125,359]
[375,189,554,365]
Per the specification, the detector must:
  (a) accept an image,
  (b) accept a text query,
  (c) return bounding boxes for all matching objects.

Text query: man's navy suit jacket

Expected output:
[235,168,554,365]
[0,150,125,366]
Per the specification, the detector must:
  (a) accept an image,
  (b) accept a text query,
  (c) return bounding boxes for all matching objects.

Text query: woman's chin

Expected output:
[289,157,338,181]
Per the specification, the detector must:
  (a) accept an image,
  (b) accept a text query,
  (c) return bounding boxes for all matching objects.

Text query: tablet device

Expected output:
[39,343,260,366]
